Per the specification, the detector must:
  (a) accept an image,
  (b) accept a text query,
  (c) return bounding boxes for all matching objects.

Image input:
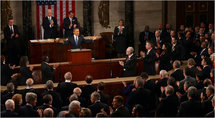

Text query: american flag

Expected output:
[36,0,75,39]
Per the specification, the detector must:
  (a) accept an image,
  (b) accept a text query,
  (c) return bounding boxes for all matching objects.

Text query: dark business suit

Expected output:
[64,35,93,49]
[42,16,58,39]
[202,95,214,115]
[41,61,55,84]
[42,90,63,110]
[56,82,78,105]
[139,31,153,52]
[171,43,181,61]
[158,50,172,71]
[63,17,79,38]
[183,38,193,59]
[1,110,18,117]
[142,49,156,75]
[178,99,204,117]
[128,87,154,117]
[88,101,110,117]
[202,65,211,80]
[20,88,42,106]
[20,66,32,85]
[123,54,137,77]
[81,85,97,106]
[1,63,14,85]
[19,104,40,117]
[179,76,196,92]
[111,106,130,117]
[156,95,179,117]
[4,25,20,65]
[189,66,199,78]
[98,91,109,105]
[170,69,185,81]
[37,104,57,116]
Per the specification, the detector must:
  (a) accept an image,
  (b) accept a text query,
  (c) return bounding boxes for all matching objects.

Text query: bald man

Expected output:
[42,9,58,39]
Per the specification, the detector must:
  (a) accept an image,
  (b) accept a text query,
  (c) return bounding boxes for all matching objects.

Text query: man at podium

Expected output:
[60,28,97,49]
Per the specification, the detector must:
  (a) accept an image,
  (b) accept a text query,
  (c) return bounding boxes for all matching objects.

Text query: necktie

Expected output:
[126,57,129,62]
[75,36,78,46]
[10,26,13,33]
[48,17,51,23]
[70,18,73,24]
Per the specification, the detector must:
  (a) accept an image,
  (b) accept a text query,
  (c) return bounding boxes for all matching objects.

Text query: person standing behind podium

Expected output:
[140,41,156,75]
[113,19,127,58]
[119,47,137,77]
[41,56,59,84]
[61,28,96,49]
[63,10,79,38]
[42,9,58,39]
[4,18,20,66]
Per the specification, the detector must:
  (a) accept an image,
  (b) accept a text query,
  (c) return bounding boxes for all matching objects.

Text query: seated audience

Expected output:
[178,86,204,117]
[201,85,214,115]
[43,108,54,118]
[88,91,109,117]
[12,94,23,113]
[97,82,109,105]
[170,60,184,81]
[110,95,130,117]
[56,72,78,106]
[19,92,42,117]
[65,100,81,117]
[79,108,92,117]
[43,80,62,110]
[1,99,18,117]
[81,75,97,106]
[156,85,179,117]
[205,96,215,117]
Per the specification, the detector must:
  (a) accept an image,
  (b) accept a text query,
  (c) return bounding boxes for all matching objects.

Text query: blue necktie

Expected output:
[76,37,78,46]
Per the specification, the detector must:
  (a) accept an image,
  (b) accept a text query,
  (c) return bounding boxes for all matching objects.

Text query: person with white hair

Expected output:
[65,100,81,117]
[88,91,110,117]
[19,92,42,117]
[56,72,78,106]
[119,47,137,77]
[156,70,169,95]
[157,85,179,117]
[43,108,54,118]
[1,99,18,117]
[21,78,42,105]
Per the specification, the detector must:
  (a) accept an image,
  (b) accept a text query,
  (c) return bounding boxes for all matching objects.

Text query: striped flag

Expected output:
[36,0,75,39]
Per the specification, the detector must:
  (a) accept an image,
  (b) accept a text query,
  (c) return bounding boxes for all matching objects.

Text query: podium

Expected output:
[67,49,92,64]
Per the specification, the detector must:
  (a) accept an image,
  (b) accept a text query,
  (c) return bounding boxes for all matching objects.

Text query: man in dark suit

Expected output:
[97,82,109,105]
[152,30,165,52]
[1,99,18,117]
[170,60,184,81]
[202,85,214,115]
[205,96,215,117]
[183,31,193,59]
[41,56,58,84]
[178,86,204,117]
[119,47,137,77]
[61,28,96,49]
[88,92,110,117]
[187,58,199,78]
[140,41,156,75]
[4,18,20,65]
[110,95,130,117]
[37,94,57,116]
[128,77,154,117]
[19,92,42,117]
[63,10,79,38]
[139,25,153,52]
[81,75,97,106]
[179,67,196,92]
[42,9,58,39]
[56,72,78,106]
[43,80,62,111]
[20,78,42,106]
[1,56,15,85]
[157,85,179,117]
[199,57,211,80]
[171,37,182,61]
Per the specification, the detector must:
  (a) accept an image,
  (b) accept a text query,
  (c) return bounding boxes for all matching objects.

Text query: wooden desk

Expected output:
[29,36,105,64]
